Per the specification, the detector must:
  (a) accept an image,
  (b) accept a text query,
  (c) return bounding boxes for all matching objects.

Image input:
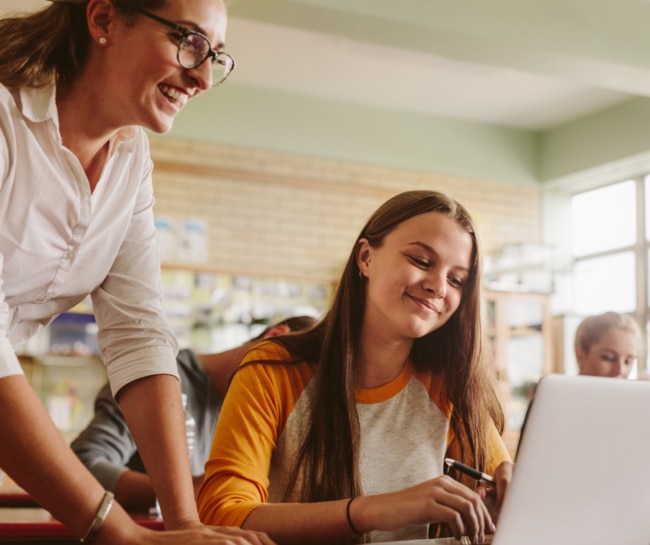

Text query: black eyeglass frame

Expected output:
[138,10,236,86]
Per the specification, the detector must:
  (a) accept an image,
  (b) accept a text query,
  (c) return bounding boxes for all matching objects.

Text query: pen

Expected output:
[444,457,496,488]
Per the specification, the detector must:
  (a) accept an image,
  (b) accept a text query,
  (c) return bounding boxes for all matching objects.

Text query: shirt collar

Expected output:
[19,84,57,124]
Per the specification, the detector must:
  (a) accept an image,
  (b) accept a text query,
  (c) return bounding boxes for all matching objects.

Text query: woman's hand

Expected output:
[165,525,276,545]
[353,475,495,544]
[100,522,276,545]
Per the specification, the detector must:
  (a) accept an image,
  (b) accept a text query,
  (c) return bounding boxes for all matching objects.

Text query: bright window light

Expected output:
[644,175,650,241]
[571,181,636,256]
[573,252,636,315]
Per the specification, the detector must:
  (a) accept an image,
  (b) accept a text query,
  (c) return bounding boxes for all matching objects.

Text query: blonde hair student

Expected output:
[574,312,641,379]
[197,190,513,544]
[0,1,273,544]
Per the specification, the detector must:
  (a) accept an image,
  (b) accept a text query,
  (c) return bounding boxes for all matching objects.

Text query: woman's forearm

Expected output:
[116,374,197,528]
[0,375,147,543]
[0,376,278,545]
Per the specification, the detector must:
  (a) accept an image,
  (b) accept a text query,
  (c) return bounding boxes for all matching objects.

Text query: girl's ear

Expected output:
[86,0,116,44]
[356,238,371,277]
[263,324,291,338]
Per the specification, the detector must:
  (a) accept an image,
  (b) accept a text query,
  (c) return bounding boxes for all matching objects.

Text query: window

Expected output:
[564,177,645,376]
[573,252,635,315]
[571,181,636,256]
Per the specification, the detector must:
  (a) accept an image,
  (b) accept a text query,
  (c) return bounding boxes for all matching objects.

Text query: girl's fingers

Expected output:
[434,478,494,542]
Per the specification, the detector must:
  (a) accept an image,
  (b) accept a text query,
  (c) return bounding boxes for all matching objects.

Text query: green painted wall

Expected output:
[163,82,650,188]
[165,83,540,186]
[540,97,650,182]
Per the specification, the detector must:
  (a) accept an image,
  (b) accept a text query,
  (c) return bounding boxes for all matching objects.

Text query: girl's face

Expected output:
[102,0,228,133]
[358,211,473,342]
[576,328,638,378]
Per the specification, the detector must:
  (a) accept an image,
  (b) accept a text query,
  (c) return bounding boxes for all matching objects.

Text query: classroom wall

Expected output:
[150,135,541,282]
[165,83,542,188]
[540,96,650,184]
[166,83,650,194]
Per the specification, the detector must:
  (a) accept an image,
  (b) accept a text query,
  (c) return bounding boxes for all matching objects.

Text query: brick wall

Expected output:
[149,136,541,282]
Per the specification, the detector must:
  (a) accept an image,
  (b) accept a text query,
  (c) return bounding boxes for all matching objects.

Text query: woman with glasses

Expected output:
[0,1,269,545]
[198,190,513,544]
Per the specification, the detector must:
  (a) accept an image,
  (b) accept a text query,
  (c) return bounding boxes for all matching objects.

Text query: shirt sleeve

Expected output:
[69,383,138,491]
[0,95,22,379]
[90,133,178,396]
[197,343,298,527]
[0,254,23,378]
[484,422,512,472]
[446,419,512,476]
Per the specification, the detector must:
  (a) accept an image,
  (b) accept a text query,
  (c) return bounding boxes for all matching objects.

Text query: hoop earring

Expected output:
[358,269,364,279]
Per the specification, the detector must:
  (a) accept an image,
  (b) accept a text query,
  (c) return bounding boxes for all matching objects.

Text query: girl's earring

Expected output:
[98,36,107,45]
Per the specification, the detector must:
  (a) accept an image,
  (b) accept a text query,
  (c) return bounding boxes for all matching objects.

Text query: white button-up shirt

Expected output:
[0,83,178,395]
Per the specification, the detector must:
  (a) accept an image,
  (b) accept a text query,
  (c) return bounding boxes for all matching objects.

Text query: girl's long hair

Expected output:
[0,0,168,88]
[267,190,504,504]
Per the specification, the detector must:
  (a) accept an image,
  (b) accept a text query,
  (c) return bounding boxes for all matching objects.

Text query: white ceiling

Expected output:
[3,0,647,131]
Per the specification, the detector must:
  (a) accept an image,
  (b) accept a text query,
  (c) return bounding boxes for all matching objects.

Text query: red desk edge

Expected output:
[0,508,163,540]
[0,495,38,509]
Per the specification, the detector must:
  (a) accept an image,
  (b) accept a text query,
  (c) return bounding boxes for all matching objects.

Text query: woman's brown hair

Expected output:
[261,190,504,505]
[0,0,168,88]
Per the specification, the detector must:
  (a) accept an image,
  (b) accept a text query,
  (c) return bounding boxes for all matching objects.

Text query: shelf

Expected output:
[160,261,335,284]
[509,324,543,336]
[483,288,553,458]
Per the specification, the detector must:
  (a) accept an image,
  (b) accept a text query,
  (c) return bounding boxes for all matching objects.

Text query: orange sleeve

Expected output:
[196,343,310,526]
[446,420,511,476]
[485,422,512,472]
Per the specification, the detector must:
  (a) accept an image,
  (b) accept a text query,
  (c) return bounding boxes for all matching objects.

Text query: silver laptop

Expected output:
[492,373,650,545]
[380,374,650,545]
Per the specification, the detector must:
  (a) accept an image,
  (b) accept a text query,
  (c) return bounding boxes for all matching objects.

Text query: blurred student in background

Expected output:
[574,311,641,379]
[72,316,316,511]
[519,311,641,448]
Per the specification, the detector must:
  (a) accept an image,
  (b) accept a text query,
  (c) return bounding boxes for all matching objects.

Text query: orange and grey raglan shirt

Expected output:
[197,341,510,542]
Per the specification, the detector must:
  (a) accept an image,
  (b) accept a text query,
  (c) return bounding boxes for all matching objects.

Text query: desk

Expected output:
[0,480,36,508]
[0,507,163,544]
[0,491,37,509]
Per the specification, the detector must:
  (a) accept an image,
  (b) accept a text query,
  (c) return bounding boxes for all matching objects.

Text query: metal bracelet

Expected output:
[80,491,114,543]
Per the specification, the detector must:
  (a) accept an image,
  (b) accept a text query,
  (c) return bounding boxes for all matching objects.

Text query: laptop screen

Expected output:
[492,374,650,545]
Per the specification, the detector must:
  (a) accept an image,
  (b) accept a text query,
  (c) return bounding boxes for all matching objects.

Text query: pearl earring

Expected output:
[98,36,107,45]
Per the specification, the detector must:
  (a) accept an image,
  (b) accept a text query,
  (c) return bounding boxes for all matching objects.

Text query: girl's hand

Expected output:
[356,475,496,544]
[492,461,513,513]
[479,461,514,524]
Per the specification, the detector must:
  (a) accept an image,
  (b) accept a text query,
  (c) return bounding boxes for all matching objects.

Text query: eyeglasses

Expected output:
[138,10,236,87]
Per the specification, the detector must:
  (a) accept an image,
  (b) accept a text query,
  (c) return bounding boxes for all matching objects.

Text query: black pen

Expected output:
[444,457,496,488]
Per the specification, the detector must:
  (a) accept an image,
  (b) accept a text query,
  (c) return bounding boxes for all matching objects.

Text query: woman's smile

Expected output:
[158,83,189,109]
